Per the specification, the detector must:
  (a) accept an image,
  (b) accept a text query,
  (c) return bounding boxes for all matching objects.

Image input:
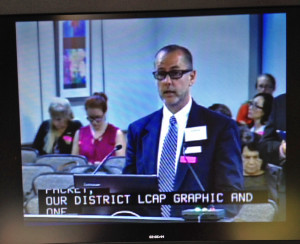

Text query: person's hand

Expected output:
[279,140,286,158]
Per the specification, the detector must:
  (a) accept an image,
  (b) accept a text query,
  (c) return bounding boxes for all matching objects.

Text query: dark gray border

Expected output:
[1,0,300,15]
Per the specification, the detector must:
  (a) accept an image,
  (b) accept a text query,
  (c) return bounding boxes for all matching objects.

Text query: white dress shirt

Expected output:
[157,97,192,175]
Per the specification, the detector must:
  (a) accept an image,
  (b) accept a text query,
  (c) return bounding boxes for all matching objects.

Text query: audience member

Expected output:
[72,92,126,164]
[257,94,286,222]
[242,142,265,177]
[242,135,282,205]
[33,97,82,155]
[238,122,259,146]
[248,93,273,136]
[236,74,276,127]
[123,44,243,218]
[234,139,279,222]
[258,93,286,166]
[208,103,232,118]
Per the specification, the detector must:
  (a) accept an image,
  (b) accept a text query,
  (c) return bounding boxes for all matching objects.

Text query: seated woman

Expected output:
[241,133,282,203]
[248,93,273,136]
[236,73,276,127]
[231,140,279,222]
[72,92,126,164]
[33,97,82,155]
[242,139,269,197]
[243,143,264,177]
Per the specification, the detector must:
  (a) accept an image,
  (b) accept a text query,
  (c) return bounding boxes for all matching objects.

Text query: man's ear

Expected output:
[189,70,197,86]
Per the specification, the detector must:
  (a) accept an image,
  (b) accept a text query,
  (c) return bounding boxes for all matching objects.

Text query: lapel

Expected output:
[174,101,207,191]
[141,109,163,174]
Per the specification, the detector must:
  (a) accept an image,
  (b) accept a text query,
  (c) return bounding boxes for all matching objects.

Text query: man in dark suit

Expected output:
[123,45,244,218]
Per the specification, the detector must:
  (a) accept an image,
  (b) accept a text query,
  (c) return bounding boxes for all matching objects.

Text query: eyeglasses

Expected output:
[52,117,65,122]
[152,69,192,81]
[257,84,274,90]
[248,101,263,110]
[87,116,104,123]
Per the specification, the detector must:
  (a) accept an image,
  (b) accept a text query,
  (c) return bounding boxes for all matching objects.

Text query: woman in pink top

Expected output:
[72,92,126,164]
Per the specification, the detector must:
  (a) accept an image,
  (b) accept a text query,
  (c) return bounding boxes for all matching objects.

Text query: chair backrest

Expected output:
[233,199,278,222]
[24,196,39,214]
[32,172,75,195]
[69,165,96,174]
[102,156,126,174]
[21,147,39,164]
[22,163,55,201]
[35,154,88,172]
[265,163,283,202]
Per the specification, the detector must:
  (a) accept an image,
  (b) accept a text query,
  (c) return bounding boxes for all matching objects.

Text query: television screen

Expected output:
[0,1,300,243]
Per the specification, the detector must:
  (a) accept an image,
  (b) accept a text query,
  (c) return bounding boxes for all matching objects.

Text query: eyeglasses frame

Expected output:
[152,69,193,81]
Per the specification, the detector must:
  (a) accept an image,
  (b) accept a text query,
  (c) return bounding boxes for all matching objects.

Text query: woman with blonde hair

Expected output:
[33,97,82,155]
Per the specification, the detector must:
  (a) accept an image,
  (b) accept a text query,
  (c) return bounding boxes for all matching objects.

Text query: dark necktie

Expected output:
[158,115,178,217]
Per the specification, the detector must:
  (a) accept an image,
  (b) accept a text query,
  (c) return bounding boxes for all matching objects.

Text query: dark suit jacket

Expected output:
[123,100,244,217]
[259,94,286,166]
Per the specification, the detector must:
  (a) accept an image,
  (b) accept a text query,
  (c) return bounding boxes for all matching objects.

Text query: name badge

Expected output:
[185,126,207,142]
[180,156,197,164]
[184,146,202,154]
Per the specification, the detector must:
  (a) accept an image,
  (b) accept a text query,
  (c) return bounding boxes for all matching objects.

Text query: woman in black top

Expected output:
[33,97,82,155]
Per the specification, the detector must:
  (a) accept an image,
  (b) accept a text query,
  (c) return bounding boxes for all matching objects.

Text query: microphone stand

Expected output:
[92,145,122,174]
[182,145,205,191]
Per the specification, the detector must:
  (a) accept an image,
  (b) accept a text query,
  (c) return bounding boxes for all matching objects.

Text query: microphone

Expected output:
[182,144,205,191]
[92,144,122,174]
